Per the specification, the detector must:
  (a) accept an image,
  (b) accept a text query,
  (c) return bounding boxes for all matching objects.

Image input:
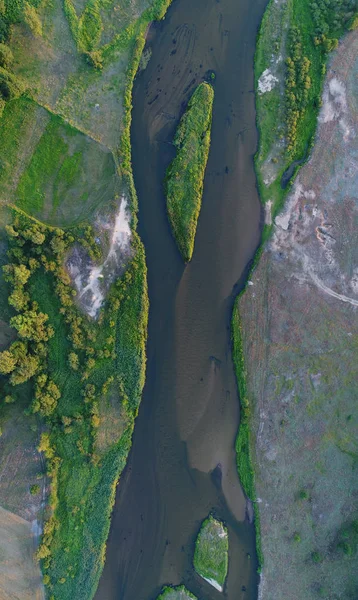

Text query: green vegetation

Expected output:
[0,0,173,597]
[165,82,214,262]
[336,519,358,557]
[156,585,197,600]
[193,514,228,590]
[254,0,357,215]
[0,208,148,600]
[231,297,263,568]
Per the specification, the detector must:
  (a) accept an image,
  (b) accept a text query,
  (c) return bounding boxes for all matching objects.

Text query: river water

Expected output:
[95,0,266,598]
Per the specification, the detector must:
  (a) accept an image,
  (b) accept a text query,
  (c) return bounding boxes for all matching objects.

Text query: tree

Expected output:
[30,484,41,495]
[38,433,54,458]
[8,286,30,311]
[5,225,18,239]
[0,349,17,374]
[0,43,13,69]
[23,2,42,37]
[349,15,358,30]
[68,352,79,370]
[10,353,40,384]
[10,309,54,342]
[33,379,60,416]
[50,234,67,256]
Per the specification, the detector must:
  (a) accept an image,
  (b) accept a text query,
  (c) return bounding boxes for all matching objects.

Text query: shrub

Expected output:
[30,484,41,495]
[0,350,17,374]
[0,43,13,68]
[23,2,42,37]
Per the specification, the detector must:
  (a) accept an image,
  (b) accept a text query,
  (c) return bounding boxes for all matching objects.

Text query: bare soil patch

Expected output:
[0,505,44,600]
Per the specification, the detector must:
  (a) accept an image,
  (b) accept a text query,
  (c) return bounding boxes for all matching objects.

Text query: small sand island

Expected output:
[193,515,228,592]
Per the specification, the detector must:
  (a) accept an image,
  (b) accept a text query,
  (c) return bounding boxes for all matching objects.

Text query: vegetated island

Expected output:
[193,515,228,592]
[156,585,197,600]
[0,0,171,599]
[233,0,358,598]
[165,81,214,262]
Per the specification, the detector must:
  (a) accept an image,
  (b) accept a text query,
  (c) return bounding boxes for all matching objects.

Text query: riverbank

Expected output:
[0,1,171,598]
[236,17,358,600]
[254,0,357,221]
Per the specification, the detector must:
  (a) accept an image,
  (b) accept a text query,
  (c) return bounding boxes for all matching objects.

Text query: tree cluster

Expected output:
[285,27,312,155]
[310,0,357,47]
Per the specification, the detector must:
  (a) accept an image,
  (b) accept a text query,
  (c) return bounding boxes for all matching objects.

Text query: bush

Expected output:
[0,66,25,100]
[30,484,41,495]
[0,43,13,68]
[23,2,42,37]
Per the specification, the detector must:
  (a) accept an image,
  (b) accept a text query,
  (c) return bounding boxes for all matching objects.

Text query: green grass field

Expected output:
[165,81,214,262]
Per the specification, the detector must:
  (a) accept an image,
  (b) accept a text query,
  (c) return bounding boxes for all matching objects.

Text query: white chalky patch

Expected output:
[258,68,279,94]
[202,577,223,592]
[320,77,347,123]
[69,195,132,318]
[265,200,273,225]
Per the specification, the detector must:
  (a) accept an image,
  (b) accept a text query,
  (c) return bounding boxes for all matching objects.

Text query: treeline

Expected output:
[311,0,358,47]
[285,26,311,156]
[284,0,357,156]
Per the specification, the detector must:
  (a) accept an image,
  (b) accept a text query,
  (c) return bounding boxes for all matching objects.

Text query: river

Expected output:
[95,0,267,598]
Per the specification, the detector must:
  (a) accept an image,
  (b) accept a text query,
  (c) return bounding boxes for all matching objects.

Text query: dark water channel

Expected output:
[95,0,267,598]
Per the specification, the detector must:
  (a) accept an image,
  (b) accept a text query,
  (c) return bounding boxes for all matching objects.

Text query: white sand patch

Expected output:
[265,200,273,225]
[320,77,347,123]
[107,198,132,258]
[202,576,223,592]
[275,211,291,230]
[258,69,279,94]
[77,265,105,318]
[263,173,276,186]
[339,117,351,141]
[68,195,132,318]
[350,270,358,294]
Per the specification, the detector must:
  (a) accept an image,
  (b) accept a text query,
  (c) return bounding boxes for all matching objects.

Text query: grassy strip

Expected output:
[232,296,263,569]
[157,585,197,600]
[193,514,228,589]
[164,82,214,262]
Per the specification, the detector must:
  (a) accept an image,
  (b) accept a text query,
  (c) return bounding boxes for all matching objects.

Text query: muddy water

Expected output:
[95,0,266,598]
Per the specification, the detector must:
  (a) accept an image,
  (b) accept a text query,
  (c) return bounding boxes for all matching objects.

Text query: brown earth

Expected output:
[0,506,44,600]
